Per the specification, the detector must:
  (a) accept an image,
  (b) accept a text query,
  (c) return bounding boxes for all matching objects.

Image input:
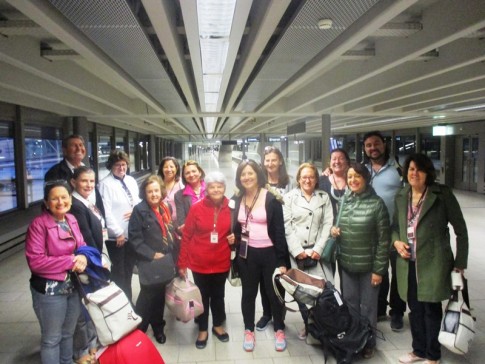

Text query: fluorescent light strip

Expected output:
[197,0,236,138]
[454,104,485,112]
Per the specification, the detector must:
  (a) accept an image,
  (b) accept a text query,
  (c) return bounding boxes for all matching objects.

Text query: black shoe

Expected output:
[155,332,166,344]
[256,315,271,331]
[390,315,404,332]
[212,327,229,342]
[195,337,208,349]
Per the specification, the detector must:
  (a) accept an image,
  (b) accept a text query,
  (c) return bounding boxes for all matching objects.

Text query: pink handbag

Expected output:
[165,277,204,323]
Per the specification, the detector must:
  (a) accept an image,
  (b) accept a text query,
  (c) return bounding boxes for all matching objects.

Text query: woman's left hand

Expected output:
[310,251,321,260]
[72,254,88,273]
[227,233,235,245]
[371,273,382,287]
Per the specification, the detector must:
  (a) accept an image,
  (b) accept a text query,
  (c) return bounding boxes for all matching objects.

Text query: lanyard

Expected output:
[408,187,427,225]
[213,205,222,231]
[243,188,261,228]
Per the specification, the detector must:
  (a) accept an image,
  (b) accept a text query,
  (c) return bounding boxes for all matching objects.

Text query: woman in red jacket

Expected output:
[178,171,235,349]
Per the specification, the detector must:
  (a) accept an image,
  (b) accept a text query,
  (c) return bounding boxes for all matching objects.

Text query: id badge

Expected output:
[407,226,415,240]
[210,231,219,244]
[239,233,249,259]
[102,228,109,242]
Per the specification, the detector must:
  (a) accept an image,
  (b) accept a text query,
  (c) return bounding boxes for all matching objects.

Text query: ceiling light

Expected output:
[454,104,485,112]
[318,19,333,30]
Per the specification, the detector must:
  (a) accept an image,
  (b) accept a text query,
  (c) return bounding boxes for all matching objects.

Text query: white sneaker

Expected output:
[297,327,307,340]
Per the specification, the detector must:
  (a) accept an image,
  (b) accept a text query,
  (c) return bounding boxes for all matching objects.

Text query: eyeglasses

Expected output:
[300,176,316,181]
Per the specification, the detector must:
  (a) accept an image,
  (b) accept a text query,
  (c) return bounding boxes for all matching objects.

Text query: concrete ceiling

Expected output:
[0,0,484,141]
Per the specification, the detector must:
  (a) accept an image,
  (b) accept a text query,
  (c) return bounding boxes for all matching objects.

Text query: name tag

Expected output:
[210,231,219,243]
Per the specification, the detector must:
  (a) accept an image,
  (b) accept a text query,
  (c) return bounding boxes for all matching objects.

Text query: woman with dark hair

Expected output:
[98,150,141,301]
[128,175,176,344]
[174,160,206,232]
[319,148,351,219]
[262,146,292,194]
[330,162,390,359]
[157,157,184,223]
[393,153,468,364]
[25,180,88,364]
[256,146,293,331]
[232,160,289,352]
[178,171,235,349]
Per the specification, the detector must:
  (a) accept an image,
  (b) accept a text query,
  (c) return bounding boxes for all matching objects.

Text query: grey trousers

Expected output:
[341,269,378,348]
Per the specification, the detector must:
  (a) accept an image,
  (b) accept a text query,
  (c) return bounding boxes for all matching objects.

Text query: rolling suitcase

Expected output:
[97,329,165,364]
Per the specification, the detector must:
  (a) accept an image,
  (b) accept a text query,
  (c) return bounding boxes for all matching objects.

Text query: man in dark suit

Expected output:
[44,134,105,216]
[45,134,87,182]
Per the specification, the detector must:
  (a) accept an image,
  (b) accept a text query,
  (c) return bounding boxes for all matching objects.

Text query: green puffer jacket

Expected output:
[337,187,390,275]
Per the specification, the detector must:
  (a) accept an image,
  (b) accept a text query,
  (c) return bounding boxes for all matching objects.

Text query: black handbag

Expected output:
[322,193,346,264]
[297,256,318,270]
[137,253,176,286]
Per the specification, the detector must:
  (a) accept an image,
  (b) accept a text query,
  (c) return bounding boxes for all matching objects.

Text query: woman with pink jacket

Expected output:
[26,180,88,364]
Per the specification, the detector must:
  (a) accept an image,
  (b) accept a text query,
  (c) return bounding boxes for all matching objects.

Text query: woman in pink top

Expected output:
[231,160,290,353]
[25,180,88,364]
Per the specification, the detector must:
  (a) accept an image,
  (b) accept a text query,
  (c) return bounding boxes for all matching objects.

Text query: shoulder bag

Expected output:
[322,193,346,264]
[137,253,176,286]
[227,250,242,287]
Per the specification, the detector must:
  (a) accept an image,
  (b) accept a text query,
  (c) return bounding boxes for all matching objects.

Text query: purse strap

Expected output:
[334,192,347,228]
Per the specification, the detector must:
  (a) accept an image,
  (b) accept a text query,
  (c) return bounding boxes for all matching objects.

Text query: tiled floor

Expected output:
[0,152,484,363]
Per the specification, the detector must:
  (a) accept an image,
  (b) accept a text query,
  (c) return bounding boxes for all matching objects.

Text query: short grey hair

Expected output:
[205,171,226,186]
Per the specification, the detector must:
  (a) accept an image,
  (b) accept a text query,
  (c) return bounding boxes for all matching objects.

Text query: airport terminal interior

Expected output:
[0,0,484,363]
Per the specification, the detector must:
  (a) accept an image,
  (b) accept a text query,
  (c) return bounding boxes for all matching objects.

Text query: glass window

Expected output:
[24,125,63,204]
[0,121,16,212]
[98,135,111,180]
[395,135,416,165]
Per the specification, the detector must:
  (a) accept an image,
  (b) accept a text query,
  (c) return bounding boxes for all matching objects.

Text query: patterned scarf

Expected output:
[152,203,174,247]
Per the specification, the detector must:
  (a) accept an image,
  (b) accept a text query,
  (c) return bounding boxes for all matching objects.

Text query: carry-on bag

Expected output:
[308,282,373,364]
[97,329,165,364]
[273,268,325,307]
[165,277,204,323]
[82,281,141,346]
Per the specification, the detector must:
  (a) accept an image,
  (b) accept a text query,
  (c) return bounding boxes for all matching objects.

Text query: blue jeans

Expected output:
[31,286,82,364]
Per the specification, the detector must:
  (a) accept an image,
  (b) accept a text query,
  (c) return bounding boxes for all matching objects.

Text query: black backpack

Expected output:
[308,282,374,364]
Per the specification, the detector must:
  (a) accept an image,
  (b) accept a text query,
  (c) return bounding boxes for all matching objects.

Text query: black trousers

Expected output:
[105,240,135,301]
[135,282,166,334]
[237,246,285,332]
[407,261,442,361]
[192,271,227,332]
[378,251,406,317]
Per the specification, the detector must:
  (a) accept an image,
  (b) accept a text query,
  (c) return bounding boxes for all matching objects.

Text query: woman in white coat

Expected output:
[283,162,334,339]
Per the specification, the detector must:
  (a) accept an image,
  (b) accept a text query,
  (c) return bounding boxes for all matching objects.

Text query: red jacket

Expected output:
[178,196,231,274]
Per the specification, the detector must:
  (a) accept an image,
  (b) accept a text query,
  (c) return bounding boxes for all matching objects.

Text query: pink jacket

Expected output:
[25,211,86,281]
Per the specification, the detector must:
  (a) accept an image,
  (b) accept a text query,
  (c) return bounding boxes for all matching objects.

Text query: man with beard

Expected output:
[363,131,406,332]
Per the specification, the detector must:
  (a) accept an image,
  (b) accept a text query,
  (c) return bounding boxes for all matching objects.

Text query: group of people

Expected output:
[25,131,468,364]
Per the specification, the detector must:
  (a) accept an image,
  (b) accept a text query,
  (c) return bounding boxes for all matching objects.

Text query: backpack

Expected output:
[308,282,374,364]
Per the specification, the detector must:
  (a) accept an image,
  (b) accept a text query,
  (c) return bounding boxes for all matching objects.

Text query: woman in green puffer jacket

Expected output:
[330,162,390,359]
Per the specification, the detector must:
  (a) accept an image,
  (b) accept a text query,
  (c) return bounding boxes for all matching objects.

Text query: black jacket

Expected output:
[45,159,73,182]
[70,197,105,252]
[128,200,174,262]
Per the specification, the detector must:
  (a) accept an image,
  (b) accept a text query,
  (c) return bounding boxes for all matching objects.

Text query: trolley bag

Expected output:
[98,329,165,364]
[165,277,204,323]
[308,282,373,364]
